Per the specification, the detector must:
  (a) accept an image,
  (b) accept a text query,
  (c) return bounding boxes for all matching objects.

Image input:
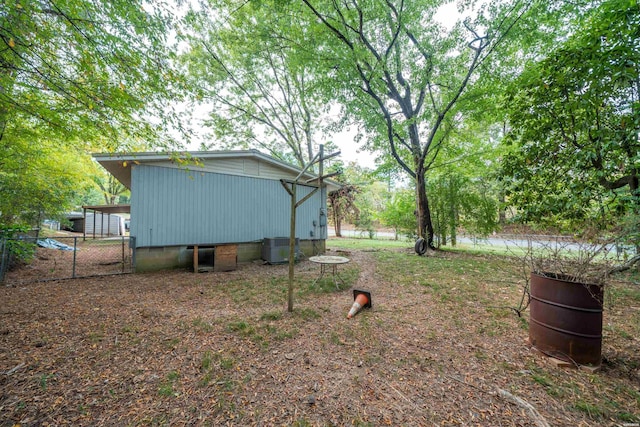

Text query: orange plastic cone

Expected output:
[347,289,372,319]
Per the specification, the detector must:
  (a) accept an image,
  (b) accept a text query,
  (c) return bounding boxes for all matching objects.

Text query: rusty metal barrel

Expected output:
[529,272,604,366]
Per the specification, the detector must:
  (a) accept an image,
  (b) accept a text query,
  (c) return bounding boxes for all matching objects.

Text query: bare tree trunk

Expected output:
[416,165,435,249]
[334,207,343,237]
[498,193,507,225]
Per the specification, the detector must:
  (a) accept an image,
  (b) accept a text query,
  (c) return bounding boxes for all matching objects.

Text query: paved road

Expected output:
[328,228,636,258]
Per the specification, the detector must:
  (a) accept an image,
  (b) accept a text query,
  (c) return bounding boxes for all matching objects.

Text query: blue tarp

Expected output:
[37,238,75,251]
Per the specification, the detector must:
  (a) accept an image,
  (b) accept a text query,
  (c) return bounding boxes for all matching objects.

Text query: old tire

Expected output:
[414,238,427,255]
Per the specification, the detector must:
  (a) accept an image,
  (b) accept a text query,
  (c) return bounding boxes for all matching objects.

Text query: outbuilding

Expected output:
[94,150,338,272]
[66,211,127,237]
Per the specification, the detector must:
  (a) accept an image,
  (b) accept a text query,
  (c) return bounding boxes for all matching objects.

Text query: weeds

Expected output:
[158,371,180,397]
[192,317,214,333]
[574,400,606,419]
[260,311,282,321]
[295,307,320,320]
[39,373,54,390]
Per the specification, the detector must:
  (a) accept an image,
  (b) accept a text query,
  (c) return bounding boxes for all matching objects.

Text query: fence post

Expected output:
[130,236,136,273]
[72,236,77,278]
[0,239,6,284]
[121,236,125,273]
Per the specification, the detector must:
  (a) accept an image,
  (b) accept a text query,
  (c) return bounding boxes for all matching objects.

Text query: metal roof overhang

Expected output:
[82,204,131,214]
[93,150,342,192]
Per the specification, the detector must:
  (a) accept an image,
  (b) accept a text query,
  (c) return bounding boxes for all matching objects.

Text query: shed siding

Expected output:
[150,158,298,181]
[83,213,124,236]
[131,165,325,248]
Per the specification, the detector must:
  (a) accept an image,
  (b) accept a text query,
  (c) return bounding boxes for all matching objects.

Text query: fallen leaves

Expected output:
[0,250,638,426]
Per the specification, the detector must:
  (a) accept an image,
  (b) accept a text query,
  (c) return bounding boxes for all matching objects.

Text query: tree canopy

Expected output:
[181,0,339,167]
[500,0,640,231]
[1,0,184,226]
[1,0,185,146]
[298,0,531,248]
[3,0,637,242]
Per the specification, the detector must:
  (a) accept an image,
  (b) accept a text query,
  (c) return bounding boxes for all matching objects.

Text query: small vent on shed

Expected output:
[262,237,299,264]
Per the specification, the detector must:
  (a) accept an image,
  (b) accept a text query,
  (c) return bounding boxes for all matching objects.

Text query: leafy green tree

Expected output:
[92,167,130,205]
[328,184,359,237]
[500,0,639,232]
[429,172,499,246]
[1,0,183,227]
[1,0,183,148]
[430,174,460,246]
[378,188,416,240]
[352,180,388,238]
[423,112,504,245]
[181,0,338,167]
[0,136,94,225]
[301,0,530,249]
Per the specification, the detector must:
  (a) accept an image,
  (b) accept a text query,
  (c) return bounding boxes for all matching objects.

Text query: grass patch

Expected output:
[226,320,265,346]
[158,371,180,397]
[201,351,213,371]
[39,373,54,390]
[295,307,320,320]
[609,283,640,304]
[516,316,528,330]
[226,320,256,337]
[259,311,283,321]
[163,337,180,350]
[329,331,342,346]
[191,317,214,333]
[263,324,297,341]
[528,369,565,398]
[209,276,286,307]
[574,400,606,419]
[256,309,302,342]
[327,238,411,251]
[373,249,520,310]
[219,357,234,370]
[604,324,634,340]
[88,331,103,343]
[199,350,237,386]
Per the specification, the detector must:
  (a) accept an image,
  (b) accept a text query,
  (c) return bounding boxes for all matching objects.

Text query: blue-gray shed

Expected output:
[94,150,339,272]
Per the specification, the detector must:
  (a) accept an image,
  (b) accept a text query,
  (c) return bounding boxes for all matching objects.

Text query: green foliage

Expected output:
[0,137,95,226]
[500,0,640,232]
[180,0,338,167]
[429,173,499,246]
[158,371,180,397]
[617,211,640,251]
[0,224,36,265]
[0,0,186,228]
[353,181,388,238]
[91,164,130,205]
[0,0,184,147]
[377,189,417,239]
[298,0,532,244]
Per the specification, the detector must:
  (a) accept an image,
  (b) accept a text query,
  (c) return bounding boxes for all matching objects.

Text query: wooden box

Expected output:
[214,244,237,272]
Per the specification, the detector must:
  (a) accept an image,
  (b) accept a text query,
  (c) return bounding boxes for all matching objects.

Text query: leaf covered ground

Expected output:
[1,245,639,426]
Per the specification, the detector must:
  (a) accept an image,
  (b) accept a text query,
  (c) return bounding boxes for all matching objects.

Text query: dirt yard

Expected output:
[1,247,638,426]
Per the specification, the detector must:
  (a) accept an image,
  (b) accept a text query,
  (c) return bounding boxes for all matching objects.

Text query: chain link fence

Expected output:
[1,236,135,285]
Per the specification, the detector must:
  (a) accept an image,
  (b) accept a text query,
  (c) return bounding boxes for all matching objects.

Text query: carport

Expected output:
[82,204,131,239]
